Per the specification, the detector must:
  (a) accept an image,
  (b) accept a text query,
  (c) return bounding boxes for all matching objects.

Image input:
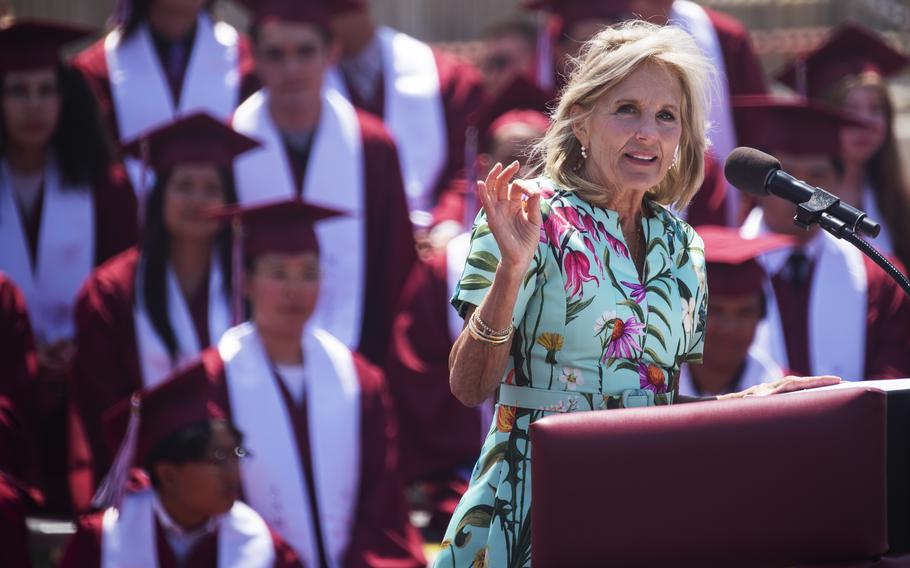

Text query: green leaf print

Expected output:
[467,250,500,273]
[618,299,644,323]
[644,346,663,363]
[565,296,595,325]
[646,284,673,309]
[646,324,667,349]
[477,442,508,479]
[616,360,639,373]
[454,504,495,547]
[460,274,494,290]
[474,224,491,239]
[647,237,668,256]
[649,305,672,329]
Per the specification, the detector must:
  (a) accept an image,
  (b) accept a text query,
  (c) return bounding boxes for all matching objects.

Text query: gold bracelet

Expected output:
[467,315,513,345]
[471,310,513,338]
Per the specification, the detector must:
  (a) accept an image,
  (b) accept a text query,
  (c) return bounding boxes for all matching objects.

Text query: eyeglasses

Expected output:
[198,446,252,467]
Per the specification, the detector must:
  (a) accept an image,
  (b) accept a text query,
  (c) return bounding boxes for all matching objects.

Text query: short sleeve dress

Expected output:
[433,178,708,568]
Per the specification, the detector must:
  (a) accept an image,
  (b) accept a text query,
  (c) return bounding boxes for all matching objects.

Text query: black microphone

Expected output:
[724,147,880,238]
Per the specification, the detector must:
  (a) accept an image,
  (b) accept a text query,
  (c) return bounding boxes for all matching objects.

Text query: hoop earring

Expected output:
[581,145,588,159]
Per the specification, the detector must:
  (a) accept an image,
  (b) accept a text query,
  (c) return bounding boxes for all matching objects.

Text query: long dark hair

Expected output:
[140,167,236,361]
[145,419,243,487]
[0,64,113,186]
[122,0,216,39]
[827,73,910,271]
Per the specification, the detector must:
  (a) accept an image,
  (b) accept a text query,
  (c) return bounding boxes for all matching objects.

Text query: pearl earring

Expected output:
[581,145,588,159]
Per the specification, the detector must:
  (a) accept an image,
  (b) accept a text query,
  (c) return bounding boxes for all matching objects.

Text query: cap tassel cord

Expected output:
[91,394,141,510]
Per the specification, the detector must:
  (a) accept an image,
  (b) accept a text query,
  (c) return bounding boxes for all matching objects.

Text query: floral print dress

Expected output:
[433,178,708,568]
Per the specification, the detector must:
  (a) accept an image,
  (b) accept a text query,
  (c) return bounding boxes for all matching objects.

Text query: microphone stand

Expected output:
[793,195,910,299]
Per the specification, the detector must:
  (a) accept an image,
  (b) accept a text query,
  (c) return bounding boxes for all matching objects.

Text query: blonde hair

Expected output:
[532,20,715,210]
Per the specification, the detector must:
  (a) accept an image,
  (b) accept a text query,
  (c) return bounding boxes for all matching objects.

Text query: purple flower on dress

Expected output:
[622,280,647,304]
[605,232,630,258]
[563,251,599,298]
[638,361,668,394]
[603,317,644,360]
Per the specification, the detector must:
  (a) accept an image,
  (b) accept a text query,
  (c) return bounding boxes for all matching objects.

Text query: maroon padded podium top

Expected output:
[530,388,888,567]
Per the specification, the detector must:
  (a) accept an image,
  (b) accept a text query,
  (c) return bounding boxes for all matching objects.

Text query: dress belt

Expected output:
[497,383,671,413]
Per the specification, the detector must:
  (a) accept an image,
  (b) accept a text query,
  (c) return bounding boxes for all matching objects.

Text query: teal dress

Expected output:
[433,179,708,568]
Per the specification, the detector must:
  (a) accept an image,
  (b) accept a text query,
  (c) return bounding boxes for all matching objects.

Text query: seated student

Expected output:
[59,364,302,567]
[0,18,138,513]
[151,200,425,567]
[677,226,790,396]
[735,95,910,380]
[72,113,259,509]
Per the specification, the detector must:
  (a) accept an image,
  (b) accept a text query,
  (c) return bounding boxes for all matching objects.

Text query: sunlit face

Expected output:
[155,422,242,520]
[759,151,840,241]
[572,62,683,195]
[840,84,888,165]
[246,252,320,338]
[1,68,61,152]
[162,163,226,242]
[481,34,536,97]
[703,293,764,373]
[486,123,547,178]
[254,21,333,110]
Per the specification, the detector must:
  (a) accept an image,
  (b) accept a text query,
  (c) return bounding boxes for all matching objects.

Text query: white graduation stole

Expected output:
[101,489,276,568]
[232,90,366,349]
[133,253,231,388]
[104,13,240,200]
[741,209,868,379]
[218,323,360,568]
[0,159,94,343]
[670,0,739,226]
[324,26,447,215]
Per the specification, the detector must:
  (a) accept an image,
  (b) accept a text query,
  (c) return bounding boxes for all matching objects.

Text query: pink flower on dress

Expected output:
[638,361,668,394]
[603,317,644,360]
[605,232,630,258]
[540,185,556,199]
[582,213,599,240]
[622,280,647,304]
[554,206,584,232]
[563,251,599,298]
[543,210,572,246]
[584,236,605,277]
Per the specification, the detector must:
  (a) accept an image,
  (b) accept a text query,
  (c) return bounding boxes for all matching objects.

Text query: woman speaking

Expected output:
[435,21,836,568]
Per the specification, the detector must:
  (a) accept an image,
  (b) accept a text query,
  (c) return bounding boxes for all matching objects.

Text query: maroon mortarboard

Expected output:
[214,198,344,257]
[776,22,910,98]
[325,0,367,15]
[523,0,632,33]
[0,18,94,73]
[212,199,345,323]
[235,0,331,30]
[94,362,227,509]
[121,112,260,172]
[697,225,795,298]
[732,94,871,156]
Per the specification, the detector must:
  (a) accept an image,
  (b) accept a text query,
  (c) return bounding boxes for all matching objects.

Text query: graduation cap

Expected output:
[121,112,261,173]
[0,18,94,73]
[731,94,872,156]
[211,199,345,322]
[477,73,552,150]
[776,22,910,99]
[523,0,632,35]
[94,362,228,509]
[235,0,331,30]
[696,225,794,298]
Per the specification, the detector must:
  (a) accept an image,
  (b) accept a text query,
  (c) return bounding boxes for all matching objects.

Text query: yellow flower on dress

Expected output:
[472,546,489,568]
[497,405,516,433]
[536,332,564,364]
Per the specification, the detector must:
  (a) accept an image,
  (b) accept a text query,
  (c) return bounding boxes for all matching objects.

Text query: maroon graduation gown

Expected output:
[70,247,214,509]
[339,46,485,219]
[193,347,425,568]
[686,154,731,227]
[0,474,31,568]
[59,509,303,568]
[386,252,482,482]
[71,29,259,147]
[0,275,37,419]
[771,255,910,379]
[281,110,418,366]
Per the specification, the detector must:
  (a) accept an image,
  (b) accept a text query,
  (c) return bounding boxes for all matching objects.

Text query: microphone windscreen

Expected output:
[724,147,781,197]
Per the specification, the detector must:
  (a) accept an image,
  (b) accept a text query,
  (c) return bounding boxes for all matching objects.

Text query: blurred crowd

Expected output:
[0,0,909,566]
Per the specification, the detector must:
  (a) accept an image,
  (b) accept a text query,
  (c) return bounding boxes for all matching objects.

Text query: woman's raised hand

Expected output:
[477,161,542,274]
